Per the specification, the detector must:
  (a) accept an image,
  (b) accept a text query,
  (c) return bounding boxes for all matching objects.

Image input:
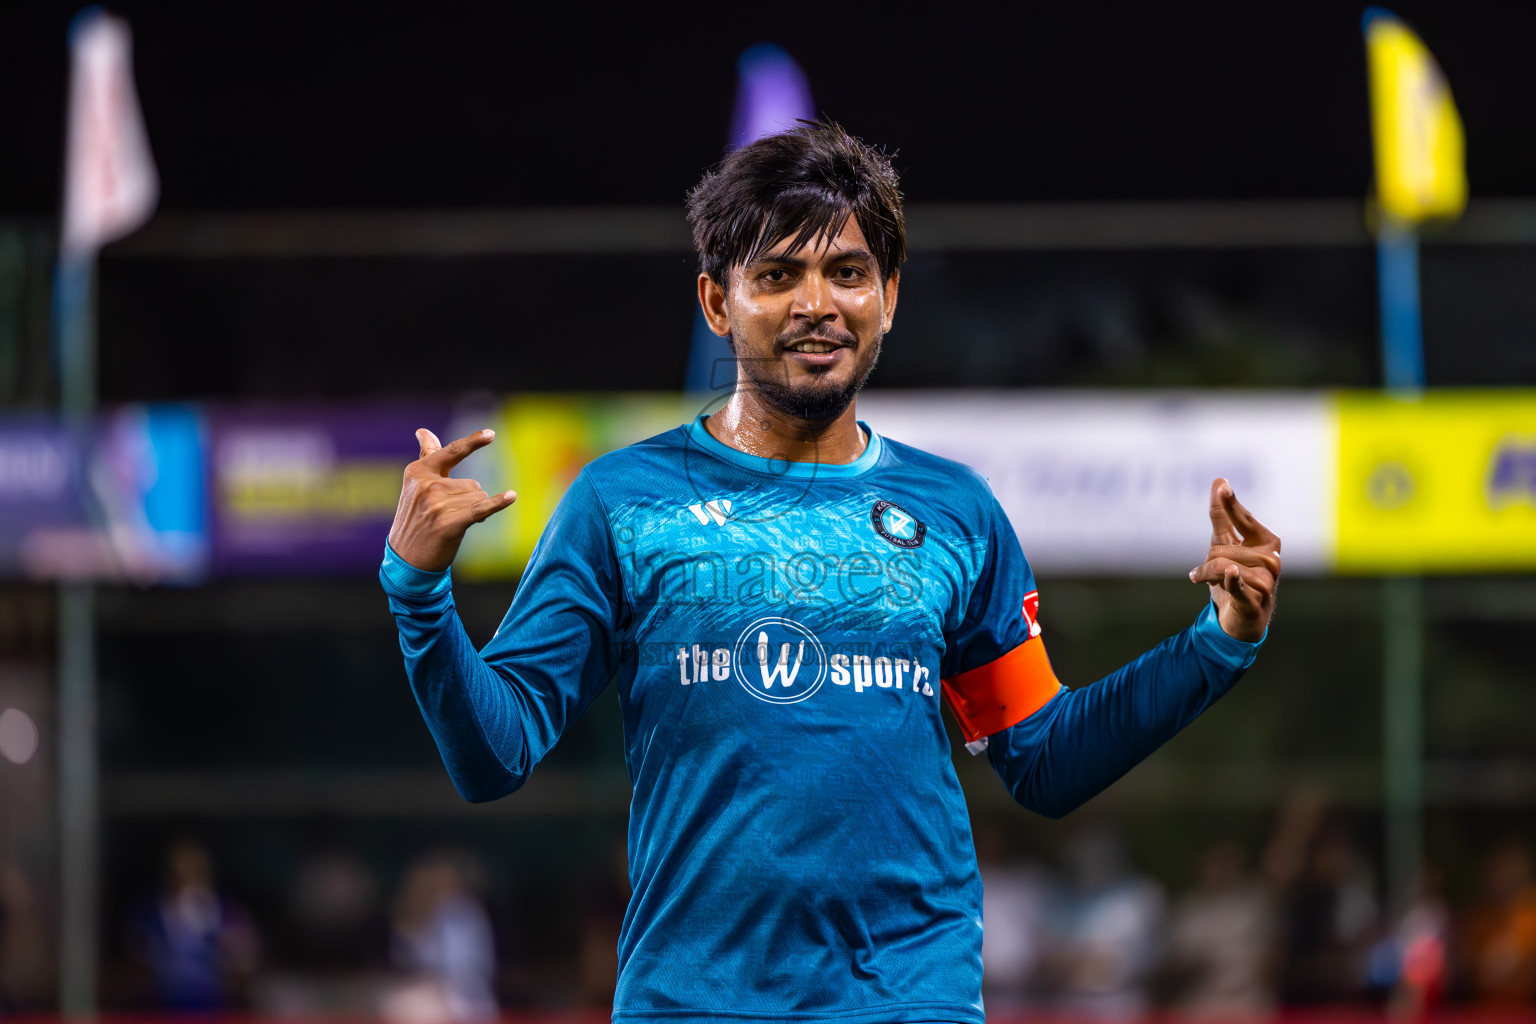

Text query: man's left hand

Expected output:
[1190,477,1281,643]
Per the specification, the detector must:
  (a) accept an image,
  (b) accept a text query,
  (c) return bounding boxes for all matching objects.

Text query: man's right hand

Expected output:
[387,428,518,573]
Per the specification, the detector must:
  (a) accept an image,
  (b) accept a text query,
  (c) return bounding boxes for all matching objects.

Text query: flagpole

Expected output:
[55,255,99,1023]
[1377,224,1424,390]
[1377,217,1424,924]
[53,32,101,1009]
[53,8,160,1013]
[1363,6,1463,928]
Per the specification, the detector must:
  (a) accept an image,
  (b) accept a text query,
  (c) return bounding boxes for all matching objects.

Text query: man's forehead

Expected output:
[753,219,872,263]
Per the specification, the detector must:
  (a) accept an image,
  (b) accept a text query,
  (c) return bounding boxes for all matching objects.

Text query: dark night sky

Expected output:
[3,1,1535,213]
[4,2,1534,398]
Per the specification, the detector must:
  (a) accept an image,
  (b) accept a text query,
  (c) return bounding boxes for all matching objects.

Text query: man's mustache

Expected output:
[774,323,859,349]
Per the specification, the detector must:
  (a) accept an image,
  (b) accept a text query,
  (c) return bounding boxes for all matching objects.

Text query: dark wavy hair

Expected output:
[686,120,906,290]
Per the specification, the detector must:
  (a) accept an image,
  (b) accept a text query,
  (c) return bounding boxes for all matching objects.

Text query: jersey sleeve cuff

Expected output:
[1191,600,1264,673]
[380,541,453,598]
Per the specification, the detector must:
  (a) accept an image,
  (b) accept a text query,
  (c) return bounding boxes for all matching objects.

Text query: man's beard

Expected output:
[733,330,883,424]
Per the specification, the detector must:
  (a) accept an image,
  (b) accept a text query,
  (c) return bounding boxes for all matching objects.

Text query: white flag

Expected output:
[60,10,158,261]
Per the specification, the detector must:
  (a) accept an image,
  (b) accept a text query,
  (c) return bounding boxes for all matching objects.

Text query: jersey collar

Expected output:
[684,414,884,479]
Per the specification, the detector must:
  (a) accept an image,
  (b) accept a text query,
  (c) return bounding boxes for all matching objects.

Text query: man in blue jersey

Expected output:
[381,122,1281,1023]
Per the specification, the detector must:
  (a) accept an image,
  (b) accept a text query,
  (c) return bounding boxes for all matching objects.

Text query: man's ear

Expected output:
[698,274,732,337]
[881,271,900,333]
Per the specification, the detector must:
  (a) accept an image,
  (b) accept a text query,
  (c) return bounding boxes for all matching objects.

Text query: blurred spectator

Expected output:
[289,848,384,971]
[1274,820,1378,1004]
[1045,823,1165,1020]
[386,851,497,1023]
[976,824,1051,1009]
[0,860,51,1009]
[1461,841,1536,1008]
[1369,864,1448,1022]
[1165,839,1275,1020]
[127,839,259,1010]
[1262,782,1328,890]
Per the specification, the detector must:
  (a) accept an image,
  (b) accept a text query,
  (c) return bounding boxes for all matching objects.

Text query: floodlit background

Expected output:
[2,2,1536,1020]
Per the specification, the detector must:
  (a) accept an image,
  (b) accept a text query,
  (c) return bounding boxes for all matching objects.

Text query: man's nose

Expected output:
[790,272,836,322]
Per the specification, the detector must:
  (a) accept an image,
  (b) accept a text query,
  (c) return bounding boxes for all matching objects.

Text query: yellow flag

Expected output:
[1364,9,1466,222]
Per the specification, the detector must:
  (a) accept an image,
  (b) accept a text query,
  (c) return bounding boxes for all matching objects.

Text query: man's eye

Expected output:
[835,266,864,280]
[762,269,788,283]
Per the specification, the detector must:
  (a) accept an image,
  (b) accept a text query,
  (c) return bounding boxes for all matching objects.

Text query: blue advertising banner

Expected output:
[0,405,206,581]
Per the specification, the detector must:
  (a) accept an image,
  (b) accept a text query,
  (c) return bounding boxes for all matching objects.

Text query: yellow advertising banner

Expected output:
[1335,391,1536,573]
[454,393,694,578]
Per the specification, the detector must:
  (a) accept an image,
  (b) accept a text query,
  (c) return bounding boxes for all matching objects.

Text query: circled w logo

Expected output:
[732,616,828,705]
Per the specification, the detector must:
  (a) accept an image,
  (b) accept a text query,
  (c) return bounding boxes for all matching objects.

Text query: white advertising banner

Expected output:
[859,391,1335,575]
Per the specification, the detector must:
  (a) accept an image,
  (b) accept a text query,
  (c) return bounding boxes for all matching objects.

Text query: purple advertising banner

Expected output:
[208,403,450,576]
[0,416,92,577]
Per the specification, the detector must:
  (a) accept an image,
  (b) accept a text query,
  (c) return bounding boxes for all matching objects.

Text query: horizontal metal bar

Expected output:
[92,200,1536,258]
[906,201,1367,249]
[965,757,1536,811]
[104,769,632,817]
[1055,759,1381,810]
[103,759,1536,816]
[109,206,693,258]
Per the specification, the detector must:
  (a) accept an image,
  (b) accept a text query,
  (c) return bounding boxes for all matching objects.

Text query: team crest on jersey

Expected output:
[871,499,925,549]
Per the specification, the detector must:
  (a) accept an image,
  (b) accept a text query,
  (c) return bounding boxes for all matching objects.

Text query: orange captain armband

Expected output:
[941,636,1062,755]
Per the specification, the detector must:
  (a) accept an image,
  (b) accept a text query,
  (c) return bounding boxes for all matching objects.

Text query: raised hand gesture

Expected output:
[387,428,518,573]
[1189,477,1281,643]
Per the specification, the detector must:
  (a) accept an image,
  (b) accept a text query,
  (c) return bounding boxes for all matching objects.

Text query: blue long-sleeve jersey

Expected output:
[381,416,1263,1024]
